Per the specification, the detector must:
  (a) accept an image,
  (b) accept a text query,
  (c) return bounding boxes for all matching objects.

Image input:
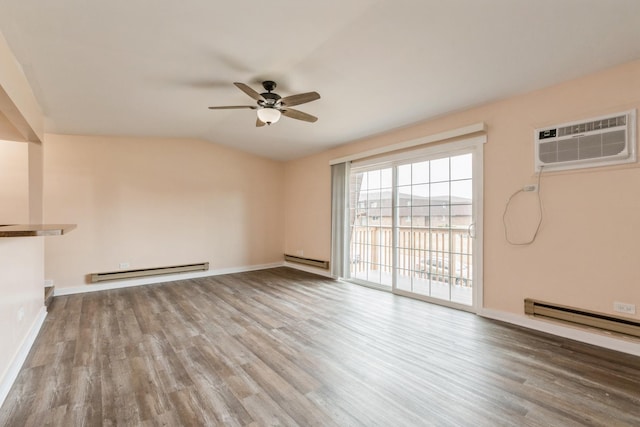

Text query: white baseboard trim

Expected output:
[0,305,47,408]
[479,308,640,357]
[54,262,285,296]
[283,261,334,278]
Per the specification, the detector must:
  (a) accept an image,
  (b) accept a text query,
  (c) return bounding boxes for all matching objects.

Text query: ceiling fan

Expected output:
[208,81,320,126]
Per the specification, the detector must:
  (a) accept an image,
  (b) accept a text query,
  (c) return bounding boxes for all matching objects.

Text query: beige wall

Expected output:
[0,139,44,389]
[0,32,43,142]
[0,236,44,382]
[284,59,640,320]
[0,140,28,223]
[28,141,43,223]
[283,154,332,261]
[43,134,285,289]
[0,31,45,397]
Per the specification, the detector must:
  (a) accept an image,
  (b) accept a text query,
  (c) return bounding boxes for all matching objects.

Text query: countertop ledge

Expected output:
[0,224,77,237]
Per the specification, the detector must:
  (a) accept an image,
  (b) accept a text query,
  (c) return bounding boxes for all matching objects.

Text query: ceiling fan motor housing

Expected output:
[260,92,281,106]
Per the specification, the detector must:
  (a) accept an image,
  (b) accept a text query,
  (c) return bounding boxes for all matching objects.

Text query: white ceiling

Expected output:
[1,1,639,161]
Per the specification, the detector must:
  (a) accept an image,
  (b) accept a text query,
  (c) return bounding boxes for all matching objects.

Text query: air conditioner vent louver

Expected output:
[554,115,626,137]
[535,110,636,172]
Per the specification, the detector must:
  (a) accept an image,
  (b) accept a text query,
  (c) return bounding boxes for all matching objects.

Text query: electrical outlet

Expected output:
[296,249,304,257]
[523,184,538,192]
[119,262,130,269]
[613,301,636,315]
[17,307,25,322]
[44,279,54,287]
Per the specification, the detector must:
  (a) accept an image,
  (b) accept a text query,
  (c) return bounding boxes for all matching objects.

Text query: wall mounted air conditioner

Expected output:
[534,110,636,172]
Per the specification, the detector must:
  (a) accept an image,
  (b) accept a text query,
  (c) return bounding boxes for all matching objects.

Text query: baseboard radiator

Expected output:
[284,254,329,270]
[90,262,209,283]
[524,298,640,338]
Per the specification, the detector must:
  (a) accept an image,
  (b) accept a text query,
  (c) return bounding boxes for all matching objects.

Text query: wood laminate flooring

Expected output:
[1,267,639,426]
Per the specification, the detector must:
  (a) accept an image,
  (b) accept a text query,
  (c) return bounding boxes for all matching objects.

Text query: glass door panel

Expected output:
[394,153,474,306]
[349,167,393,288]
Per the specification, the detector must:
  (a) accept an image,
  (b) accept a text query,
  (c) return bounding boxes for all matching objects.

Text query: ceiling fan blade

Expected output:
[281,108,318,123]
[208,105,256,110]
[234,82,264,101]
[280,91,320,107]
[256,117,266,127]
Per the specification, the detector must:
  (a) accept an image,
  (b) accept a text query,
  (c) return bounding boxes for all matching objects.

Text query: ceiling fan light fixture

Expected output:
[256,107,281,125]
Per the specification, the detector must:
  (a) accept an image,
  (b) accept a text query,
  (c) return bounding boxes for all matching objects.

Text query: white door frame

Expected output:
[348,135,485,313]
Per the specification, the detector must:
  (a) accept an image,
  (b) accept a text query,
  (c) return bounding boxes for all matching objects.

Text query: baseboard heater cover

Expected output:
[524,298,640,338]
[90,262,209,283]
[284,254,329,270]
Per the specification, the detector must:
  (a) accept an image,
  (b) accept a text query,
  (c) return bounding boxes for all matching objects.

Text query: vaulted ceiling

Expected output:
[1,0,639,160]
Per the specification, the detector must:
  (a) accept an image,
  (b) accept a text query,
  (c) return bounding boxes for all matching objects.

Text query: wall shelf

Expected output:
[0,224,76,237]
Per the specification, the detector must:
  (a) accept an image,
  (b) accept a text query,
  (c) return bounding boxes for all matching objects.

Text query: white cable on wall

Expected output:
[503,166,544,245]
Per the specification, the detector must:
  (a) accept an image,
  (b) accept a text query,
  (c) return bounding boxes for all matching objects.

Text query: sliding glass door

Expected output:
[347,142,482,310]
[349,167,394,288]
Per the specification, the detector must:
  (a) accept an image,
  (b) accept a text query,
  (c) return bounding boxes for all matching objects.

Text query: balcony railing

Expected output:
[350,226,473,287]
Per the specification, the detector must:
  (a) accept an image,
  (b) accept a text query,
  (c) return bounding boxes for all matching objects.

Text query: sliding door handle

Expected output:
[468,223,476,239]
